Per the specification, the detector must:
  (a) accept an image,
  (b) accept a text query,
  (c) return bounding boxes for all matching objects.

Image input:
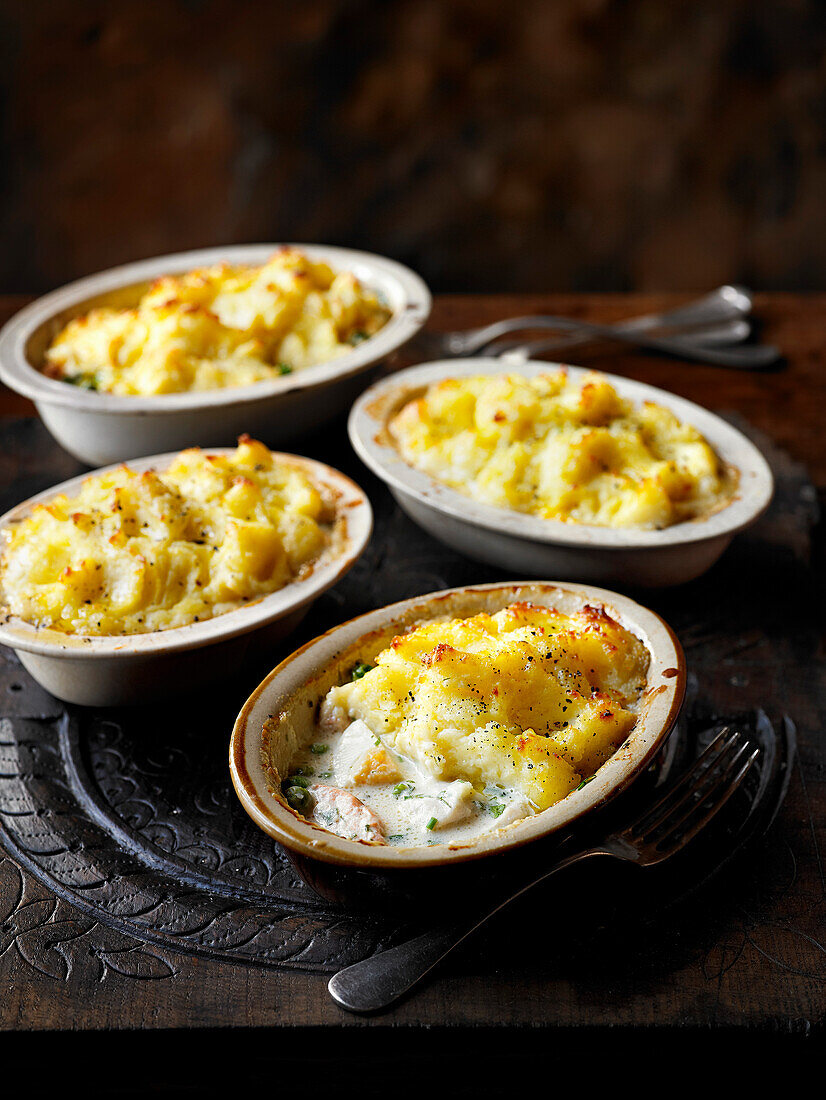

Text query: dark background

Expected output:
[1,0,825,294]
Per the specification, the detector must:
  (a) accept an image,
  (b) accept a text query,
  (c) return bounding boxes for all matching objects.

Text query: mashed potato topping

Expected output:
[0,438,332,636]
[279,602,649,846]
[390,371,731,529]
[44,248,392,395]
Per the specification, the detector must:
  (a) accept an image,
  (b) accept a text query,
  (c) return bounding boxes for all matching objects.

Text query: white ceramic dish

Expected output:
[0,449,373,706]
[0,244,431,466]
[230,581,685,869]
[348,359,774,587]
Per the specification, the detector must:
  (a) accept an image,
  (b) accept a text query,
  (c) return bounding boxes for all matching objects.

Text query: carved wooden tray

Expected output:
[0,416,811,975]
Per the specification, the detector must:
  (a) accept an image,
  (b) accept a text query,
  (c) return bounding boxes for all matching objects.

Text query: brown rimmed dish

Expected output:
[230,581,685,872]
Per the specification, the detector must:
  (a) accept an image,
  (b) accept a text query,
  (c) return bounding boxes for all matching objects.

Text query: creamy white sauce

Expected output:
[288,719,534,847]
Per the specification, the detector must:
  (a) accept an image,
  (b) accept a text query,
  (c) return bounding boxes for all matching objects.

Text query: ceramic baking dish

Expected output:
[230,581,685,869]
[0,449,373,706]
[347,359,774,587]
[0,244,430,465]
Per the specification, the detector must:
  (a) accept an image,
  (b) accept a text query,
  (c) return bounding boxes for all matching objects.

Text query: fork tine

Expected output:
[628,727,739,838]
[654,747,759,858]
[639,739,751,844]
[635,733,747,841]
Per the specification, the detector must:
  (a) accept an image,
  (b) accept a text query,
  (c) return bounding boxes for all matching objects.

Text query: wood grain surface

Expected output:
[0,293,822,1070]
[4,1,826,298]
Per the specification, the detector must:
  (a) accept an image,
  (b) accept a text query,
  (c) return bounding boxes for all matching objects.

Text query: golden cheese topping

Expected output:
[390,371,731,529]
[44,248,392,395]
[0,438,332,636]
[318,602,649,821]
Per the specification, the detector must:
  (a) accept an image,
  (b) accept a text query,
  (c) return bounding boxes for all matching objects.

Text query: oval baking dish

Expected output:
[347,359,774,587]
[0,449,373,706]
[0,244,431,465]
[230,581,685,870]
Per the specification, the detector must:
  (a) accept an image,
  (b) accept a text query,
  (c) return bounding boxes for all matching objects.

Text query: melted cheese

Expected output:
[44,248,391,395]
[390,370,731,529]
[0,437,331,635]
[280,603,650,847]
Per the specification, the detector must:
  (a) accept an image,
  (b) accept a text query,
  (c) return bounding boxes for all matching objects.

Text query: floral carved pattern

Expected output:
[0,711,404,975]
[0,856,177,982]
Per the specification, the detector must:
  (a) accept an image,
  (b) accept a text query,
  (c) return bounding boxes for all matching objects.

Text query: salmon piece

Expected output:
[317,698,349,735]
[308,783,387,844]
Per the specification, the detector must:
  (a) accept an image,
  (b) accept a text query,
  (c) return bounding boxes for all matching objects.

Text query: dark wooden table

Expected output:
[0,294,823,1082]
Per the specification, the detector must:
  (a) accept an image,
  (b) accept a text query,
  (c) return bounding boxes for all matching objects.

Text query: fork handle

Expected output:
[568,319,780,367]
[487,316,779,368]
[327,848,606,1014]
[451,287,752,356]
[496,317,751,359]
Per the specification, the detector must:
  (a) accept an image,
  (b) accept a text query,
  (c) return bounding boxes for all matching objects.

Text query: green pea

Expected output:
[284,774,311,789]
[350,662,374,681]
[310,743,328,755]
[66,373,99,391]
[284,786,315,814]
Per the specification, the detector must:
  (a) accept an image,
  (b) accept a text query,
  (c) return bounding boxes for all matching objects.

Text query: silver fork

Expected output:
[414,285,754,358]
[414,287,780,367]
[482,315,778,367]
[328,728,758,1014]
[489,317,751,359]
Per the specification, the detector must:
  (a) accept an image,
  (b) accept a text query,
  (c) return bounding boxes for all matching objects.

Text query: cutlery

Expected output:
[328,727,758,1014]
[493,316,752,359]
[414,285,754,358]
[483,314,779,367]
